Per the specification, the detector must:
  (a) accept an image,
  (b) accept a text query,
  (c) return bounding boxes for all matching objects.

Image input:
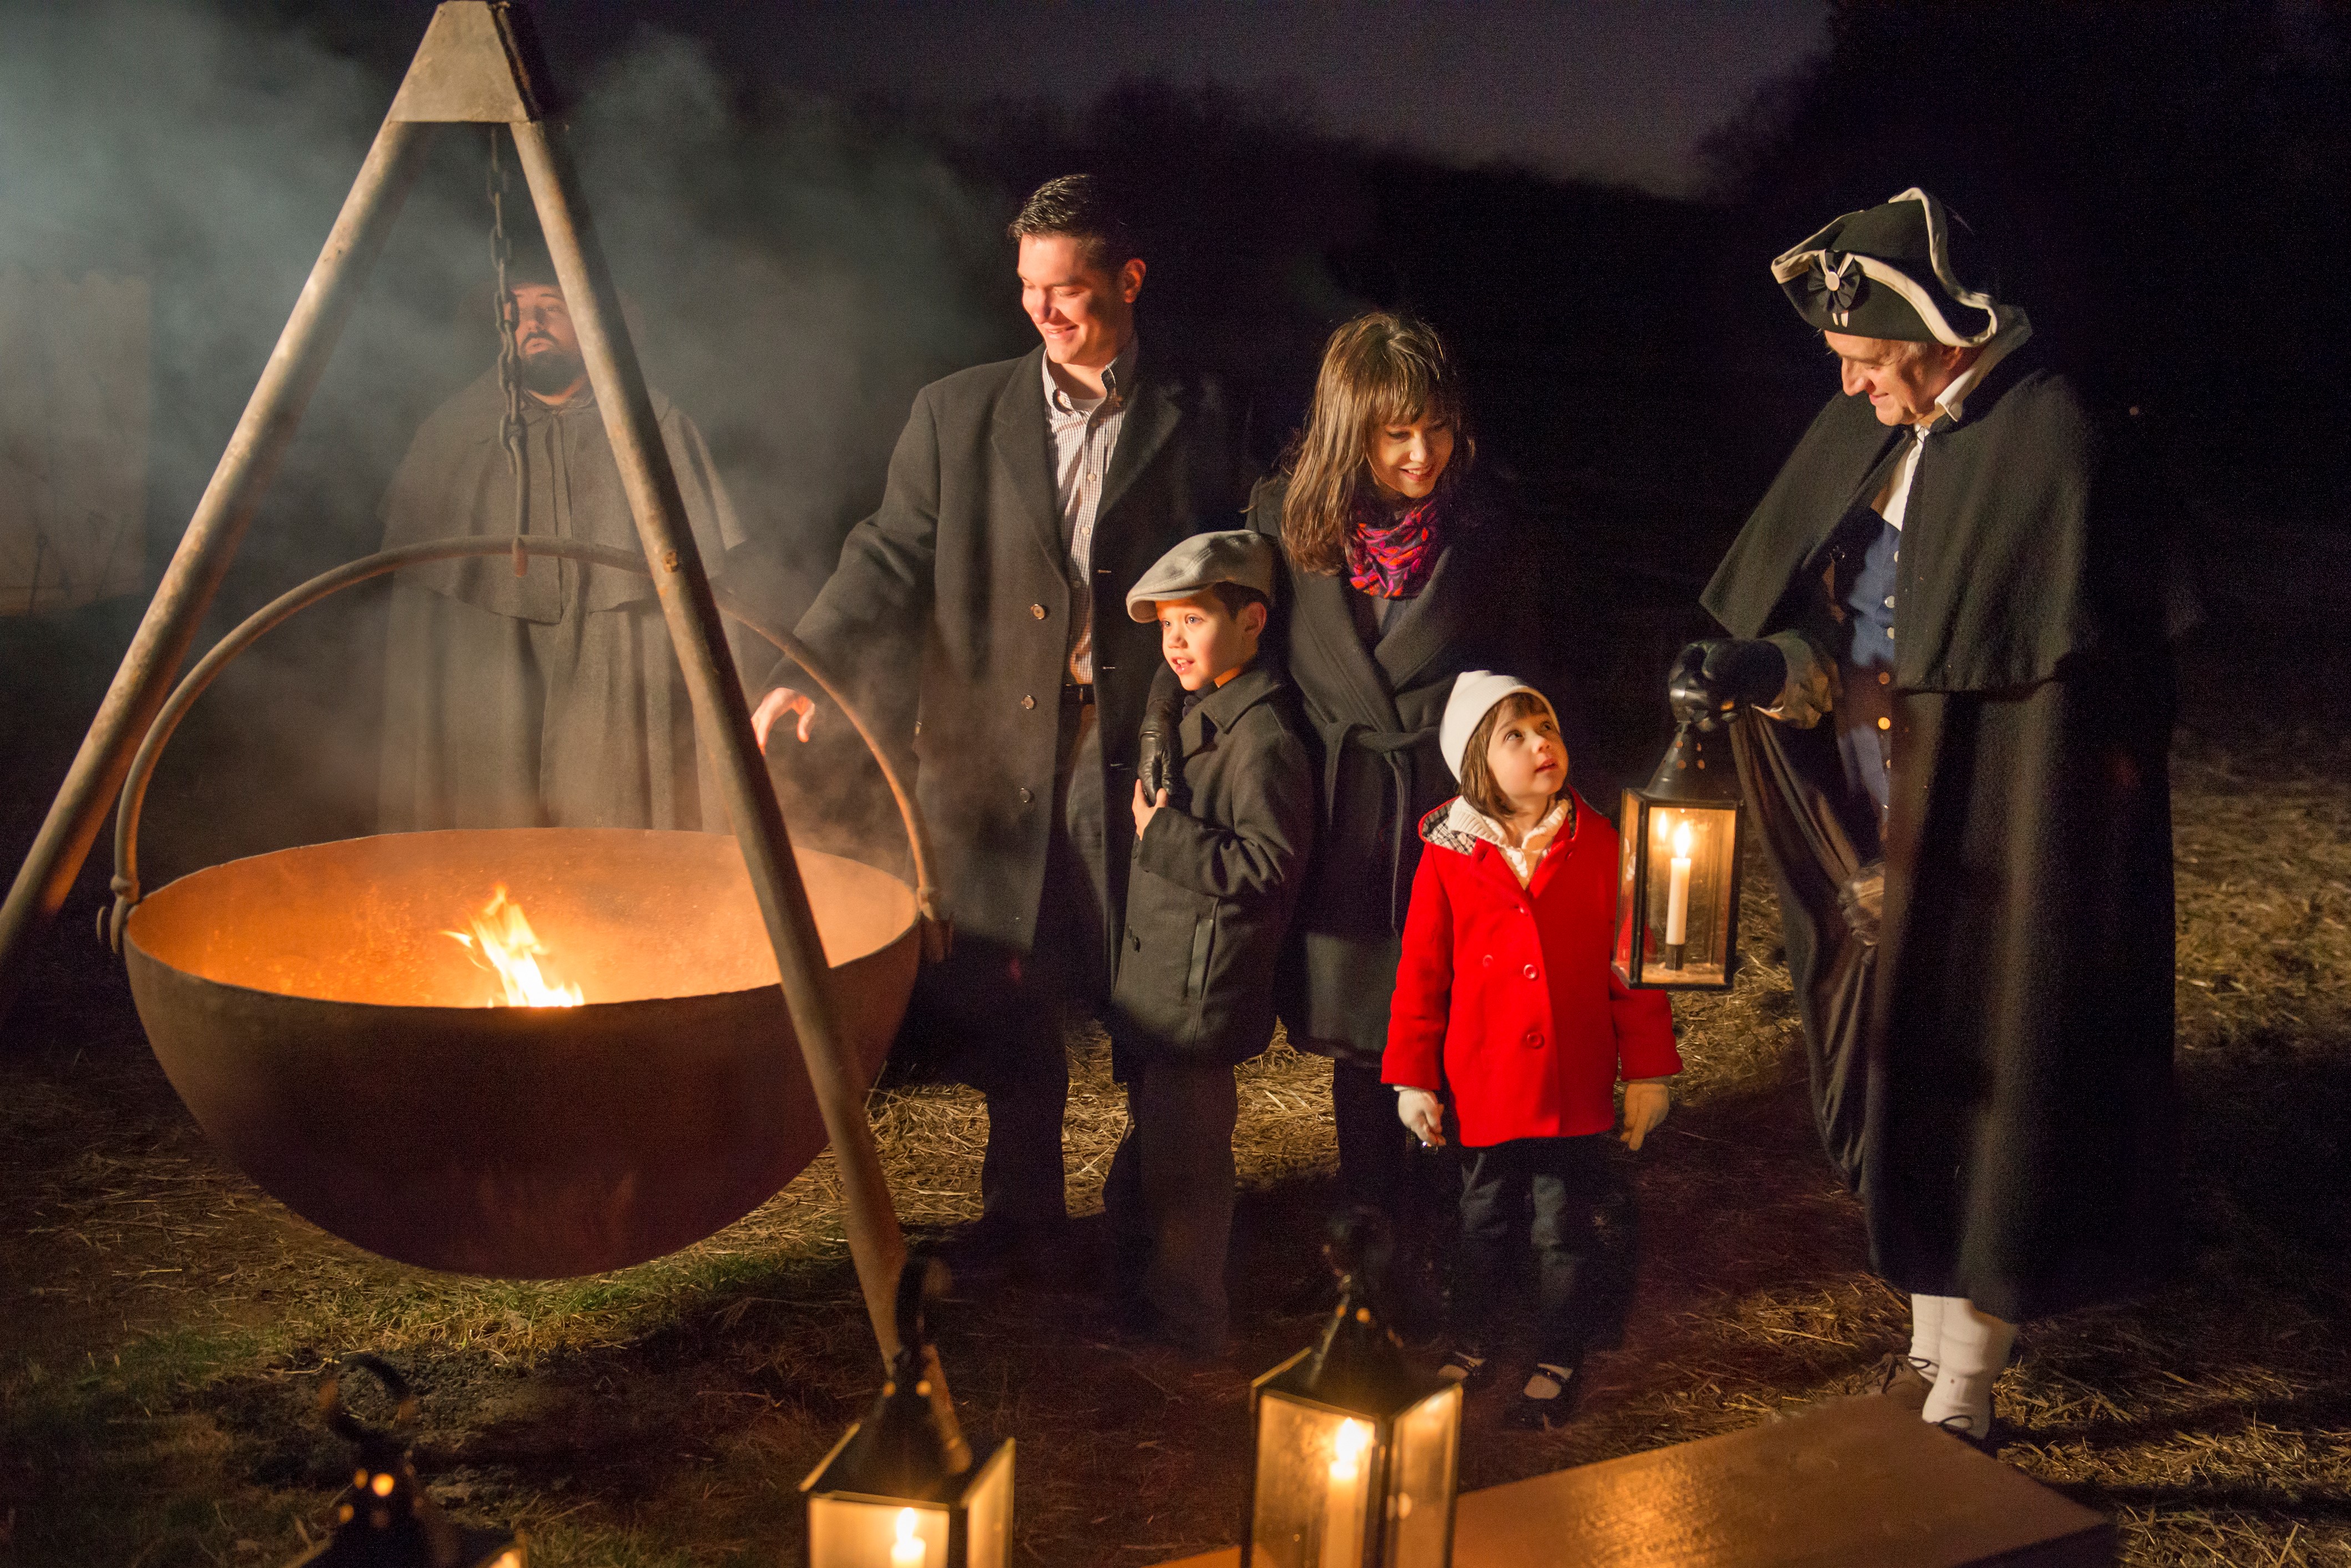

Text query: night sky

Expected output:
[509,0,1829,194]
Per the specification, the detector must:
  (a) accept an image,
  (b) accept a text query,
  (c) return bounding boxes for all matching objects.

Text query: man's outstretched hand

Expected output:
[750,687,816,752]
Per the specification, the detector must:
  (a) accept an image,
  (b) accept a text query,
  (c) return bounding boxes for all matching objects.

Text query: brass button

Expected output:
[1878,672,1891,686]
[1021,695,1036,711]
[1876,716,1891,731]
[1030,603,1046,620]
[1018,787,1033,805]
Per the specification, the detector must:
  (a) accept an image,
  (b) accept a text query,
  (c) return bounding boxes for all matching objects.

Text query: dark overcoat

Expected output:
[378,371,745,832]
[789,345,1254,957]
[1703,346,2194,1321]
[1107,664,1314,1066]
[1247,473,1552,1061]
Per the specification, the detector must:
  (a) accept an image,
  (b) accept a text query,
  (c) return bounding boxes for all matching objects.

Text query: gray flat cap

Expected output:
[1126,529,1278,621]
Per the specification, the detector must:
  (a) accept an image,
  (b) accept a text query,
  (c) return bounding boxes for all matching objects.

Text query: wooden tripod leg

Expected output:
[511,122,910,1367]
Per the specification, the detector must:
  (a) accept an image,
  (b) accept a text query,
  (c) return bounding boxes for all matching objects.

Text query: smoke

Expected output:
[0,1,1014,888]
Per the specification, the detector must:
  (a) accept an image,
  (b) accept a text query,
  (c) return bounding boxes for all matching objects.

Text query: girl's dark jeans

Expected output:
[1454,1132,1634,1367]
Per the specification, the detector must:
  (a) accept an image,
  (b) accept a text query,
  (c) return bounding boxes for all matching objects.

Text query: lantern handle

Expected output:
[891,1247,973,1475]
[319,1352,420,1445]
[103,535,948,962]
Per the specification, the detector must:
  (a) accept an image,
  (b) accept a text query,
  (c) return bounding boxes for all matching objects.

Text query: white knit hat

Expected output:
[1439,671,1551,781]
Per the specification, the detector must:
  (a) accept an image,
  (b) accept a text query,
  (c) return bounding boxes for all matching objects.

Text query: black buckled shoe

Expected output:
[1502,1361,1582,1431]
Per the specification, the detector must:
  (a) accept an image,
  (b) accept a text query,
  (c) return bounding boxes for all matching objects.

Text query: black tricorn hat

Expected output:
[1771,188,2017,346]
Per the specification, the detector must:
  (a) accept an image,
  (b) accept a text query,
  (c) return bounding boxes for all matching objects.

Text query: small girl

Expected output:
[1384,672,1681,1429]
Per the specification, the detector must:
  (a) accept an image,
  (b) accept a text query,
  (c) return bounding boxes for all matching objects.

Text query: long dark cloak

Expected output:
[1703,347,2196,1320]
[377,370,746,832]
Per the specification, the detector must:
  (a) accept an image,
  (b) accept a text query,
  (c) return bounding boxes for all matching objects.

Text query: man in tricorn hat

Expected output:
[378,245,746,832]
[1677,188,2195,1447]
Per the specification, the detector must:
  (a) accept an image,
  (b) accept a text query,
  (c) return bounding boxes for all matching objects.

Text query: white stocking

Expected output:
[1921,1297,2016,1437]
[1906,1293,1951,1380]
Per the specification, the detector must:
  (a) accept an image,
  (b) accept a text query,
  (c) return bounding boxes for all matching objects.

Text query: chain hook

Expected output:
[488,127,529,578]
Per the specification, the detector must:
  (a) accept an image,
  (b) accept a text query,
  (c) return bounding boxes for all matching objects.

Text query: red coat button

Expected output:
[1523,1029,1542,1048]
[1523,964,1538,980]
[1482,954,1493,968]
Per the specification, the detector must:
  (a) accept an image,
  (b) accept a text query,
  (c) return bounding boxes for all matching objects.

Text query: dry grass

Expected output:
[4,697,2350,1566]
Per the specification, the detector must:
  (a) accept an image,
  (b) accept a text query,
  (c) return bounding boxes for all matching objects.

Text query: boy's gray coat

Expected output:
[1109,664,1314,1065]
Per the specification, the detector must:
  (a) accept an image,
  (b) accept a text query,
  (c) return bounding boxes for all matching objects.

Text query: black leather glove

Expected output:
[1137,667,1184,801]
[1668,639,1789,724]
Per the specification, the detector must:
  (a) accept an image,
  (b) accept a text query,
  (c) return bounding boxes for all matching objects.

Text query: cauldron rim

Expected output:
[124,826,916,1010]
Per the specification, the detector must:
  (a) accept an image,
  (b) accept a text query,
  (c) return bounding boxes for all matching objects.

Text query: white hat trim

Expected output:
[1439,671,1553,782]
[1769,186,2019,348]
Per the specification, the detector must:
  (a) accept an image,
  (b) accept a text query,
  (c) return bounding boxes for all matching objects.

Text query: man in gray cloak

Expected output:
[378,254,744,832]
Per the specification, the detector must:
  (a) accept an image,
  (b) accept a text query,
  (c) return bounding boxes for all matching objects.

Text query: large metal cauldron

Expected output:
[108,537,944,1278]
[123,829,916,1277]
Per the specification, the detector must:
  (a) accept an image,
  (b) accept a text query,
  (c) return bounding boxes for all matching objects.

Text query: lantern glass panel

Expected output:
[1623,796,1739,987]
[961,1440,1014,1568]
[1248,1392,1380,1568]
[1384,1383,1461,1566]
[807,1496,948,1568]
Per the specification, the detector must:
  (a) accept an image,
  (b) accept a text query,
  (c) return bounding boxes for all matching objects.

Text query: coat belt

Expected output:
[1327,722,1440,934]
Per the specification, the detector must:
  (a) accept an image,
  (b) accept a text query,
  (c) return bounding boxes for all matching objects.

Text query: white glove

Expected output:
[1395,1088,1446,1148]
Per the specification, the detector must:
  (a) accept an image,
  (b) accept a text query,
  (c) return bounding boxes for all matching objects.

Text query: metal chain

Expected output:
[488,127,529,578]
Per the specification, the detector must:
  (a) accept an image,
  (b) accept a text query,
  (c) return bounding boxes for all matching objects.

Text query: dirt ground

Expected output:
[5,604,2350,1567]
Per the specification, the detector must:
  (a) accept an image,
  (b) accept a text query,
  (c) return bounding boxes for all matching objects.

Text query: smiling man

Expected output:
[750,175,1255,1264]
[1679,189,2196,1450]
[378,245,744,833]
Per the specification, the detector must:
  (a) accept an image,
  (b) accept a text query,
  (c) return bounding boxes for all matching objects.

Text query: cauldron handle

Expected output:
[107,536,948,960]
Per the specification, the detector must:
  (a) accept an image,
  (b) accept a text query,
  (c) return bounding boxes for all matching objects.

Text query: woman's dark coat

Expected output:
[1703,346,2196,1321]
[1249,473,1552,1062]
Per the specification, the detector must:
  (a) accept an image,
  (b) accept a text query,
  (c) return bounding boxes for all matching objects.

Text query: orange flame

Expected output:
[445,885,583,1008]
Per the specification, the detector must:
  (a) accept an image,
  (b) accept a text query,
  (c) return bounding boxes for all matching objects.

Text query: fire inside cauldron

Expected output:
[122,827,918,1278]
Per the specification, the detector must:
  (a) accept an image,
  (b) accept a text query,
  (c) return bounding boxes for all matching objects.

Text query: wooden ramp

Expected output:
[1161,1395,2110,1567]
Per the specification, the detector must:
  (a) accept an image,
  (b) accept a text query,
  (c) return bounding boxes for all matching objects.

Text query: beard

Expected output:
[518,343,585,395]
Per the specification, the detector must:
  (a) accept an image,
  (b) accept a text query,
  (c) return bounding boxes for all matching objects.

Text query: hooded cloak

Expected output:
[377,368,746,832]
[1704,342,2196,1321]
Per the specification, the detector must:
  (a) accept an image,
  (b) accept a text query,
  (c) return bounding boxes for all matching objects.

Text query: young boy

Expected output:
[1104,529,1315,1358]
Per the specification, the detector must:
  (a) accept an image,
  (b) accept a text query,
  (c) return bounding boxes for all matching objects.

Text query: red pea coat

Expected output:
[1382,791,1680,1148]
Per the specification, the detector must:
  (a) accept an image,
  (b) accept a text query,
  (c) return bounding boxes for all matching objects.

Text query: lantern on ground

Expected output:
[803,1255,1012,1568]
[1242,1211,1461,1568]
[1615,657,1747,990]
[285,1354,522,1568]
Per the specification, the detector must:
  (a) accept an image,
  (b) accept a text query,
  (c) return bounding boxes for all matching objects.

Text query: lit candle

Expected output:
[1664,820,1694,952]
[1321,1419,1371,1568]
[890,1507,926,1568]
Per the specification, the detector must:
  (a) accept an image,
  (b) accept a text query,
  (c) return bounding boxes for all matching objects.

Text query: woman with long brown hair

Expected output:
[1252,311,1558,1289]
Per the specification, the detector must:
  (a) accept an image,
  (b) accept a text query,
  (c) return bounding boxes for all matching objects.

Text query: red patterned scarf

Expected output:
[1345,489,1449,598]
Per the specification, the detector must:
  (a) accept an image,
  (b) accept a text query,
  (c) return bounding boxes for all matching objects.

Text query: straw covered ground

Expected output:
[4,643,2350,1566]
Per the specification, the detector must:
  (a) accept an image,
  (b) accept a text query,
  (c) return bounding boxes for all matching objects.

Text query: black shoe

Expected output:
[1858,1352,1936,1412]
[1931,1413,2004,1457]
[1112,1293,1226,1365]
[1435,1346,1494,1390]
[1502,1362,1582,1431]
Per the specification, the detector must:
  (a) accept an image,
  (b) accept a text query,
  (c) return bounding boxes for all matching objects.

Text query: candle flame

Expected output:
[444,885,584,1008]
[892,1508,924,1566]
[1672,820,1694,858]
[1330,1417,1371,1483]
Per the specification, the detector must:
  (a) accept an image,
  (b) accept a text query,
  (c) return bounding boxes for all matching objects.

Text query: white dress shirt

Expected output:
[1043,338,1137,685]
